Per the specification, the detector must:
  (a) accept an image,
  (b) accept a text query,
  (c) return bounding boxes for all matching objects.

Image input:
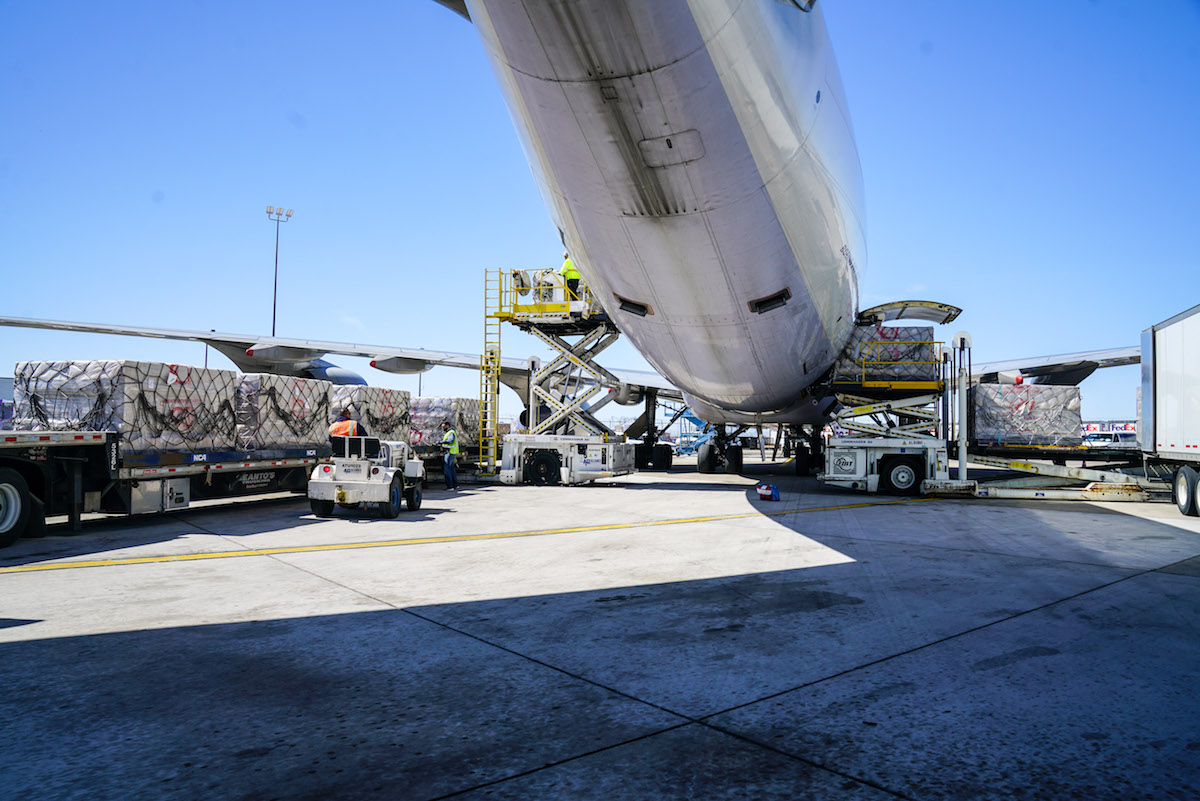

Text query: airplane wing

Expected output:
[971,346,1140,385]
[0,314,680,399]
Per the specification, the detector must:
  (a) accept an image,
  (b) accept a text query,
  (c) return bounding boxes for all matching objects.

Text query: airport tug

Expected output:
[308,436,425,518]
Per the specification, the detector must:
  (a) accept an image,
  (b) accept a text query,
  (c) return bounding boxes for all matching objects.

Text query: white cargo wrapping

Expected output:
[410,397,480,450]
[236,374,332,451]
[13,360,238,453]
[972,384,1083,446]
[330,385,411,443]
[833,325,938,384]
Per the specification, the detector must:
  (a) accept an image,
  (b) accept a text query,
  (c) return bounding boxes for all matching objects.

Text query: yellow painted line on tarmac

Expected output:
[0,497,936,575]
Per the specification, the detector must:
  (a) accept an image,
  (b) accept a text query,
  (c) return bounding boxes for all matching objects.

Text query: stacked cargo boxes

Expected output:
[410,397,480,455]
[236,374,332,451]
[13,360,238,453]
[330,385,411,443]
[971,384,1083,447]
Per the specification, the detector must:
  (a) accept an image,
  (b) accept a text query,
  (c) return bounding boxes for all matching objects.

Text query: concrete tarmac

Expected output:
[1,457,1198,800]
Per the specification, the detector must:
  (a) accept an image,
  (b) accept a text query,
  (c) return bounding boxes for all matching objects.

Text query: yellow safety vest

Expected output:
[561,258,580,281]
[441,427,459,455]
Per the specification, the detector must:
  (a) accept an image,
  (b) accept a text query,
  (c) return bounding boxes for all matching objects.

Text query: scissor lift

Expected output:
[481,268,636,485]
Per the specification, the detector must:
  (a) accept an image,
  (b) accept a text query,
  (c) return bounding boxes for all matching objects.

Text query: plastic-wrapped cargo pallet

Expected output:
[971,385,1083,446]
[13,360,238,453]
[833,326,938,384]
[236,374,332,451]
[410,397,480,452]
[0,399,13,431]
[330,386,411,443]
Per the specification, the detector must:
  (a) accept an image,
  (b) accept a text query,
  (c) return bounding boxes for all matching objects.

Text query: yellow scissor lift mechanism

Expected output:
[829,338,946,440]
[480,268,629,480]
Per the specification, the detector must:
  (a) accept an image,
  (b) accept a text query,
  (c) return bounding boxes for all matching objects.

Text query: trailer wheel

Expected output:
[405,483,422,512]
[724,445,744,475]
[697,442,718,474]
[0,468,33,547]
[881,456,922,495]
[310,498,334,518]
[1175,466,1199,517]
[378,475,403,519]
[525,451,561,485]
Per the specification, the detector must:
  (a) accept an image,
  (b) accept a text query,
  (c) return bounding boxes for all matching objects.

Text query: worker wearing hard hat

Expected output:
[560,251,581,300]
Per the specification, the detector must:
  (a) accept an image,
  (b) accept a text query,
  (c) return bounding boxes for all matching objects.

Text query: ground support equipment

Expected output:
[498,434,635,486]
[307,436,426,518]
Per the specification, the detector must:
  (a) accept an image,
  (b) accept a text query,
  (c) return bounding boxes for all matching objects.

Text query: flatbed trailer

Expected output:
[0,430,326,546]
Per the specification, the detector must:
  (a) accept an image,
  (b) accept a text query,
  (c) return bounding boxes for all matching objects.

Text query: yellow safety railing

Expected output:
[834,339,944,391]
[508,269,588,321]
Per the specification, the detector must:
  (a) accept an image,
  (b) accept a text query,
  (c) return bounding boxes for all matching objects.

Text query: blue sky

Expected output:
[2,0,1197,423]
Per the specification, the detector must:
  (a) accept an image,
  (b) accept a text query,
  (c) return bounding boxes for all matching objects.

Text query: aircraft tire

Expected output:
[724,445,744,475]
[405,483,423,512]
[652,443,673,470]
[310,498,334,518]
[0,468,32,547]
[697,442,718,474]
[634,443,652,469]
[1175,466,1198,517]
[378,476,403,519]
[881,456,922,495]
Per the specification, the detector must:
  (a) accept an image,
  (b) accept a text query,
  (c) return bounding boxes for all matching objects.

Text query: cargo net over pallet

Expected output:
[236,374,332,451]
[13,360,239,453]
[829,325,944,440]
[331,385,411,443]
[832,325,941,392]
[410,397,481,455]
[971,384,1083,447]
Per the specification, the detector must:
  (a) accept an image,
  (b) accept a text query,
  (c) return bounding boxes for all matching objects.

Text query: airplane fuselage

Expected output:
[467,0,866,424]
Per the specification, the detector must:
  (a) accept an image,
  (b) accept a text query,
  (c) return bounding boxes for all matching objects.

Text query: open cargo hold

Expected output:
[13,360,238,453]
[330,385,411,443]
[236,374,332,451]
[410,397,481,452]
[971,384,1082,447]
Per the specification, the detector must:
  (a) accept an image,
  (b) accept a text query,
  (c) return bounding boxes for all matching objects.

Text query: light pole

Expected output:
[266,206,293,336]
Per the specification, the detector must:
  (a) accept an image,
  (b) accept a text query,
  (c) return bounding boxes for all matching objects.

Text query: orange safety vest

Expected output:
[329,418,361,437]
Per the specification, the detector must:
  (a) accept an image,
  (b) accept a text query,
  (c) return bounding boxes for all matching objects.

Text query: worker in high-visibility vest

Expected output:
[560,251,581,300]
[329,408,368,438]
[440,420,459,490]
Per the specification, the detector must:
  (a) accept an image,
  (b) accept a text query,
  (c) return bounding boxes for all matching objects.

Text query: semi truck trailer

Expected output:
[1140,304,1200,516]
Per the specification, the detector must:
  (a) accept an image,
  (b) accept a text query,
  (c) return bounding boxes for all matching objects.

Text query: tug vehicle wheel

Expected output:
[378,475,403,519]
[310,498,334,518]
[405,483,422,512]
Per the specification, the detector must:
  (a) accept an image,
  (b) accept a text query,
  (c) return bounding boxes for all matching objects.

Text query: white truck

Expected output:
[308,436,426,518]
[498,434,636,485]
[1140,304,1200,516]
